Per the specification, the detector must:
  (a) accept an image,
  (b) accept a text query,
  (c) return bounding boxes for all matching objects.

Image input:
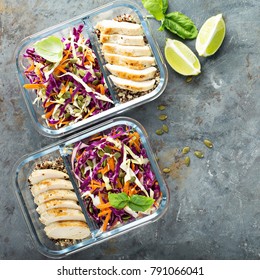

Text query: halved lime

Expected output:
[164,39,201,76]
[196,14,226,57]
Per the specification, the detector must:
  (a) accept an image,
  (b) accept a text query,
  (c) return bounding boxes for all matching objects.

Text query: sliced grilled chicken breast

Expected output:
[31,178,73,197]
[106,64,157,81]
[34,189,78,205]
[95,20,143,36]
[102,43,151,57]
[39,208,86,226]
[104,53,156,70]
[29,169,69,185]
[100,34,145,46]
[36,199,81,214]
[45,221,90,240]
[109,75,156,93]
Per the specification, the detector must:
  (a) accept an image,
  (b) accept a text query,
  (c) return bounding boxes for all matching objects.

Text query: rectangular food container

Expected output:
[14,0,168,137]
[12,117,169,258]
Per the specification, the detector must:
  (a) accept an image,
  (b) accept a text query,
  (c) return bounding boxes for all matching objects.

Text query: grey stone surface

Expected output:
[0,0,259,259]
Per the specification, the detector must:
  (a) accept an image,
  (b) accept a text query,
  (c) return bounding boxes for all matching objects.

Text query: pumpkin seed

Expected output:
[86,159,93,168]
[163,168,171,173]
[97,150,105,157]
[114,152,121,159]
[184,156,190,167]
[162,124,169,133]
[186,76,193,83]
[157,105,166,111]
[159,114,168,121]
[130,176,136,183]
[92,79,100,86]
[182,146,190,154]
[194,150,204,158]
[203,139,213,148]
[62,91,71,99]
[103,146,112,154]
[95,71,101,78]
[156,129,164,135]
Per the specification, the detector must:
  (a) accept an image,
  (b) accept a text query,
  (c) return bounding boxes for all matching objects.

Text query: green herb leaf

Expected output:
[108,192,129,209]
[162,0,168,14]
[34,36,64,62]
[142,0,166,20]
[128,195,154,212]
[160,12,198,39]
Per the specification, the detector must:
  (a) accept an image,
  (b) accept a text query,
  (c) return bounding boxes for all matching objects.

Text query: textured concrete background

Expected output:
[0,0,259,259]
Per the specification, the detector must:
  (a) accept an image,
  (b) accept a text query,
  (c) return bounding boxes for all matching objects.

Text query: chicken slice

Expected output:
[34,189,78,205]
[44,221,90,240]
[36,199,81,214]
[31,178,73,197]
[102,43,151,57]
[100,34,145,46]
[95,20,143,36]
[104,53,156,70]
[28,169,69,185]
[106,64,157,81]
[39,208,86,226]
[109,75,156,93]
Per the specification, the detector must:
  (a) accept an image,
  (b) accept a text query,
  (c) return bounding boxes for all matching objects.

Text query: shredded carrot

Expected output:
[102,210,112,231]
[129,132,141,152]
[98,192,104,204]
[45,107,55,119]
[91,179,103,186]
[123,180,130,195]
[131,162,135,171]
[96,202,111,210]
[106,145,121,152]
[99,164,110,175]
[35,67,43,83]
[23,83,45,89]
[98,209,111,217]
[96,84,105,95]
[44,101,54,108]
[129,184,139,196]
[107,157,115,172]
[116,178,123,189]
[25,63,35,72]
[89,135,103,141]
[84,106,96,119]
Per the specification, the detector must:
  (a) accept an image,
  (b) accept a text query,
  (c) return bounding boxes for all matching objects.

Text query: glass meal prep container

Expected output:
[14,0,168,137]
[12,117,169,258]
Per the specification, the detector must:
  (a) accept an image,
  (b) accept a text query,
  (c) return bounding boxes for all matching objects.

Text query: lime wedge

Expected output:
[196,14,226,57]
[164,39,201,76]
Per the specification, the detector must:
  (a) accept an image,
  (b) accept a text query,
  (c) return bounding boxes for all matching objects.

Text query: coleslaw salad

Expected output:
[23,24,113,129]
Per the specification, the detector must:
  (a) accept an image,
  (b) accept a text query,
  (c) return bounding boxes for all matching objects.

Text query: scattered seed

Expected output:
[182,146,190,154]
[156,129,164,135]
[163,168,171,173]
[186,76,193,83]
[184,156,190,167]
[159,114,168,121]
[194,150,204,158]
[203,139,213,148]
[157,105,166,111]
[162,124,169,133]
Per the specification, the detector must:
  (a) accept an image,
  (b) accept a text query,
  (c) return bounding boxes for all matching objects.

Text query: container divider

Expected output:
[59,147,100,237]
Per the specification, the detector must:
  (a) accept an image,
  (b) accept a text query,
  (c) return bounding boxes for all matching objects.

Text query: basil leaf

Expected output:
[128,195,154,212]
[108,192,129,209]
[161,12,198,39]
[162,0,168,14]
[34,35,64,62]
[142,0,165,21]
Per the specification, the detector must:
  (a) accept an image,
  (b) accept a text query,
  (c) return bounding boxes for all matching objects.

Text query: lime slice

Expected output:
[164,39,201,76]
[196,14,226,57]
